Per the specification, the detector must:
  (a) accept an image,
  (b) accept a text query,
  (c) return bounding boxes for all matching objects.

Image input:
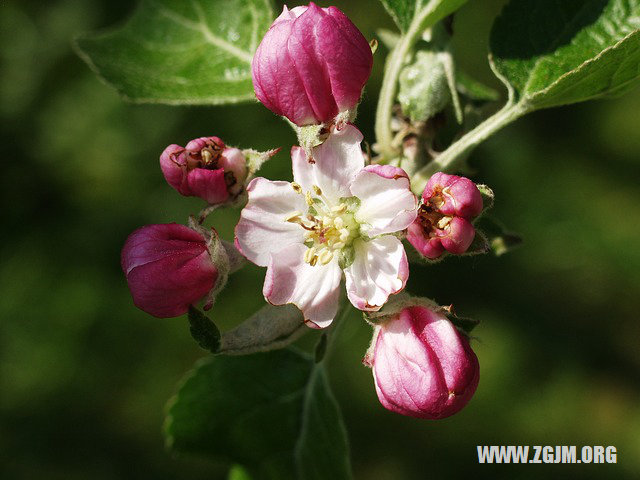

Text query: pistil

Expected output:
[285,183,360,266]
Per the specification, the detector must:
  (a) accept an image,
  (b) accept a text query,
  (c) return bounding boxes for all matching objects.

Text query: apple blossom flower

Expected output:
[160,136,247,204]
[252,3,373,126]
[121,223,218,318]
[365,304,479,419]
[235,125,417,328]
[407,172,483,259]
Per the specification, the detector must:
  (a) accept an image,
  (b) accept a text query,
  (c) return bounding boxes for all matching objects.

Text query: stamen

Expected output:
[312,185,323,196]
[332,241,345,249]
[291,182,303,194]
[305,191,314,206]
[437,216,452,229]
[319,250,334,265]
[309,255,318,267]
[285,211,302,222]
[331,203,347,213]
[304,247,316,263]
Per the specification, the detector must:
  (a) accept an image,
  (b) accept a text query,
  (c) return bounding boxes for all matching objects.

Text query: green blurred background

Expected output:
[2,0,640,478]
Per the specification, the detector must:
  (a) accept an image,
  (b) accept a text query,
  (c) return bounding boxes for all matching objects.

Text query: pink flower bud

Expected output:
[424,172,483,219]
[159,137,247,204]
[121,223,218,318]
[407,172,483,259]
[367,305,479,419]
[252,3,373,126]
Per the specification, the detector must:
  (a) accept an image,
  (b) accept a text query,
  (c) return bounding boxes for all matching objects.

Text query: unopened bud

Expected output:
[366,304,479,419]
[121,223,218,318]
[252,3,373,126]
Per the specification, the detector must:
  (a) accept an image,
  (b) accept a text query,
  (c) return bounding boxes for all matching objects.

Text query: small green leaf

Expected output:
[476,183,495,212]
[463,230,490,257]
[165,349,352,480]
[75,0,275,104]
[475,216,523,257]
[456,71,500,102]
[376,28,400,50]
[379,0,468,32]
[447,312,480,334]
[188,306,221,353]
[220,304,306,355]
[490,0,640,109]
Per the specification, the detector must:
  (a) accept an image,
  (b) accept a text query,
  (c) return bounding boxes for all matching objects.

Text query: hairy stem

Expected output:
[375,1,451,160]
[410,100,529,194]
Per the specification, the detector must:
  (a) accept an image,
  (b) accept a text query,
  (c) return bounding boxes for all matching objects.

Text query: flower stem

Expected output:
[375,1,452,160]
[410,100,528,194]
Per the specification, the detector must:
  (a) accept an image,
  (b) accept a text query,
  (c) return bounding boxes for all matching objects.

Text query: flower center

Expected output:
[185,140,224,171]
[417,188,454,238]
[285,183,360,266]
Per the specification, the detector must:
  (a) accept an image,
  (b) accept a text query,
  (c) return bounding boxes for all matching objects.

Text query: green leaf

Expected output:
[456,71,500,102]
[220,304,306,355]
[475,216,523,257]
[165,349,352,480]
[294,368,351,480]
[75,0,275,104]
[490,0,640,109]
[379,0,468,32]
[188,306,221,354]
[475,184,495,212]
[376,28,400,50]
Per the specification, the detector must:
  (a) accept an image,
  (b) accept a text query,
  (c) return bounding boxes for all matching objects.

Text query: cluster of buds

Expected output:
[160,136,248,205]
[121,135,250,318]
[121,3,485,422]
[407,173,483,259]
[365,301,479,419]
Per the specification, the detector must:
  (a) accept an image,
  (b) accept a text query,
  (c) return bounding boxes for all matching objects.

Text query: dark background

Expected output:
[2,0,640,479]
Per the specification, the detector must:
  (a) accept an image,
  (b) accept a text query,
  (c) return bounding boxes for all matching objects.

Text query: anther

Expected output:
[437,216,452,229]
[291,182,303,194]
[310,255,318,266]
[319,250,334,265]
[312,185,323,196]
[305,192,313,206]
[331,203,347,213]
[304,247,316,263]
[285,211,302,222]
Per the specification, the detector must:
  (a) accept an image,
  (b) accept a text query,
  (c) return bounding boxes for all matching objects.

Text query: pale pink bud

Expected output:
[252,3,373,126]
[367,305,479,419]
[407,172,483,259]
[121,223,218,318]
[159,137,247,204]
